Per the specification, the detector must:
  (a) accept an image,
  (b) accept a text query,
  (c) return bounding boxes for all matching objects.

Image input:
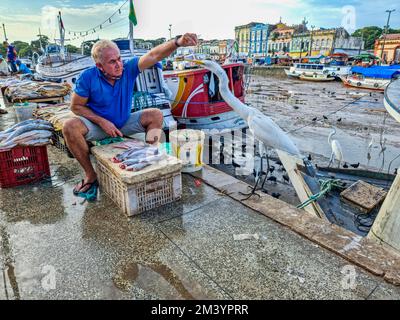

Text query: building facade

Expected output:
[235,22,269,57]
[250,24,270,56]
[268,24,295,54]
[290,32,311,59]
[374,34,400,63]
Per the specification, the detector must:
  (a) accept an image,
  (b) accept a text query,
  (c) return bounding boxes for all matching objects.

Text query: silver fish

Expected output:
[2,124,53,144]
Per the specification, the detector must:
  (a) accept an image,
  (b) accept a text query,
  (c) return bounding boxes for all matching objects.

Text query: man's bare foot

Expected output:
[73,177,98,195]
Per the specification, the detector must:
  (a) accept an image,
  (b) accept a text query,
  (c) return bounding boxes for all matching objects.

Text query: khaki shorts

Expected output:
[79,111,145,141]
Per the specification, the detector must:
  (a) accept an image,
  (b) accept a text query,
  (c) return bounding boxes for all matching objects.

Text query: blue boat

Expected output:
[341,66,400,91]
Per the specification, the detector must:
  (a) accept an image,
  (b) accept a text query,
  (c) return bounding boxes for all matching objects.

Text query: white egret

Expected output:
[190,59,301,157]
[328,127,344,168]
[188,59,304,198]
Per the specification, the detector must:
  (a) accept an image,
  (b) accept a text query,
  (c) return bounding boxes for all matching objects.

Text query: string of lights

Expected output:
[66,0,129,40]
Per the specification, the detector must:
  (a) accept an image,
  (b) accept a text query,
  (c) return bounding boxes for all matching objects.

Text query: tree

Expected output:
[65,44,79,54]
[352,26,400,50]
[31,35,50,53]
[81,40,97,56]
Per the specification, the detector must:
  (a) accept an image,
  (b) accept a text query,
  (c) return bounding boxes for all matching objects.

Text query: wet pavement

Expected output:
[1,93,400,300]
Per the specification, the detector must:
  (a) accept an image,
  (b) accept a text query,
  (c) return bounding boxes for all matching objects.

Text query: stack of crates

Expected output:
[0,146,50,188]
[91,142,183,216]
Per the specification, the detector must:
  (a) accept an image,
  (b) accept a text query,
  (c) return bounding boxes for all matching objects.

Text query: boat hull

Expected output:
[340,76,389,91]
[384,79,400,123]
[299,74,335,82]
[164,63,246,131]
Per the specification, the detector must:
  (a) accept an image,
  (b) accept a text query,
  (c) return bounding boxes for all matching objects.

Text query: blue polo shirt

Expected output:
[74,57,141,128]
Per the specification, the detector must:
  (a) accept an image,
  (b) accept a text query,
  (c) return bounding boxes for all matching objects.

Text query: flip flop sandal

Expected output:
[73,180,99,201]
[77,182,99,202]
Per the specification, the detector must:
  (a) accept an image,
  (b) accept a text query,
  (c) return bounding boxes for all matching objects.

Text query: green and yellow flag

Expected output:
[129,0,137,26]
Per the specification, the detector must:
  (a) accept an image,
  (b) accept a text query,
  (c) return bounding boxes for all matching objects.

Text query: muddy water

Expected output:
[245,74,400,172]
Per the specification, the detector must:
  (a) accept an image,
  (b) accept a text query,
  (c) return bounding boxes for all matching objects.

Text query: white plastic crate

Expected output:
[92,142,182,216]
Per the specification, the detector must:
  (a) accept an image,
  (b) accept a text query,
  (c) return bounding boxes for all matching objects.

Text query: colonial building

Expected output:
[290,32,311,59]
[374,34,400,63]
[290,28,364,58]
[235,22,269,57]
[268,20,307,55]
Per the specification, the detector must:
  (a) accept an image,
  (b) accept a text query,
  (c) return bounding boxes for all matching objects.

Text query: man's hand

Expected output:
[98,118,123,138]
[176,33,198,47]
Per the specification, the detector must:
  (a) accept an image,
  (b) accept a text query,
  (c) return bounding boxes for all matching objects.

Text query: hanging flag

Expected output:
[58,12,65,31]
[129,0,138,26]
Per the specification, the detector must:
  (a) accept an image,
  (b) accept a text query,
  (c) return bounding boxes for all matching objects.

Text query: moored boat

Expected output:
[299,73,335,82]
[286,63,350,79]
[340,66,400,91]
[163,63,247,131]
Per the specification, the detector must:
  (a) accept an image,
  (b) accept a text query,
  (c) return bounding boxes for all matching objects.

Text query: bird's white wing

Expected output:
[250,111,300,156]
[332,140,344,162]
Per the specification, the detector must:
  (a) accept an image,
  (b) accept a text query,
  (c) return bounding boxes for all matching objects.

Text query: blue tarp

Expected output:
[351,66,400,79]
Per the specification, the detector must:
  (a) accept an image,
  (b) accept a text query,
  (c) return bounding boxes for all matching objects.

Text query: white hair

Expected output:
[91,40,120,63]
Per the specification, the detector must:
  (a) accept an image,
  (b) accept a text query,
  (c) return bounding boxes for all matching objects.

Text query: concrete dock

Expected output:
[1,97,400,300]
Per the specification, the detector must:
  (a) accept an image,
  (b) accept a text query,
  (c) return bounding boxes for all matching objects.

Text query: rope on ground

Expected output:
[296,178,344,209]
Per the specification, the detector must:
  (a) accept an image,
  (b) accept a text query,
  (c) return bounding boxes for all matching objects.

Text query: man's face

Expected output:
[97,47,123,79]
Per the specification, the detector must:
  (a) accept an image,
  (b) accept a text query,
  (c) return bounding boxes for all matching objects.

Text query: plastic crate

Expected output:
[51,130,74,158]
[0,146,50,188]
[96,158,182,216]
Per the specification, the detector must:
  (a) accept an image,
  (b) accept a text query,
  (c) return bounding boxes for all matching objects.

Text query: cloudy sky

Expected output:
[0,0,399,45]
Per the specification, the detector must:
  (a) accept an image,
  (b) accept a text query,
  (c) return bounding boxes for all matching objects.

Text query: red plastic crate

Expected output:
[0,146,50,188]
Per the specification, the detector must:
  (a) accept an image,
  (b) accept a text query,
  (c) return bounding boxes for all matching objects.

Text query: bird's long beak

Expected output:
[184,57,205,65]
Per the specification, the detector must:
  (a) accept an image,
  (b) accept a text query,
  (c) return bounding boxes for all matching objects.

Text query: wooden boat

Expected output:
[384,79,400,123]
[163,63,247,131]
[284,68,300,78]
[299,73,335,82]
[340,66,400,91]
[277,150,396,236]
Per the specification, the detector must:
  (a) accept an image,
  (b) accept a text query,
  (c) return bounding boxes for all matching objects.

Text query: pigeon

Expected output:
[343,163,349,169]
[267,176,277,183]
[293,106,299,110]
[282,174,290,183]
[268,166,276,173]
[312,117,318,122]
[307,154,312,161]
[323,115,328,120]
[394,168,398,175]
[337,118,342,122]
[350,163,360,169]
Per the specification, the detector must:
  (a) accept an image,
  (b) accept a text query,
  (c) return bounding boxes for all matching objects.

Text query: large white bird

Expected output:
[328,127,344,168]
[189,59,301,157]
[188,59,303,197]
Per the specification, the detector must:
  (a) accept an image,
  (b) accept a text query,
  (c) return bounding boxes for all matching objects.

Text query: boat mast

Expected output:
[57,11,66,60]
[129,20,134,54]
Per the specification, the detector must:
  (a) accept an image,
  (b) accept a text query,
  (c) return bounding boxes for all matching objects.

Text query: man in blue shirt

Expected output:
[16,60,33,74]
[3,41,17,73]
[63,34,198,197]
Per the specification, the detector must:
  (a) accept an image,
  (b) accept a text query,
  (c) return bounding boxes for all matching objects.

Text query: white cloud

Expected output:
[0,0,398,45]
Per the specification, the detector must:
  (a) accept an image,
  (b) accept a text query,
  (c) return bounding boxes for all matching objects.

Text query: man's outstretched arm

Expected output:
[138,33,198,71]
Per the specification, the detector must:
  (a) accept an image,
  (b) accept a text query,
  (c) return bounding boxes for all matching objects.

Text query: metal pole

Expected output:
[2,23,8,41]
[309,26,315,57]
[381,9,396,62]
[169,24,172,40]
[129,21,134,54]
